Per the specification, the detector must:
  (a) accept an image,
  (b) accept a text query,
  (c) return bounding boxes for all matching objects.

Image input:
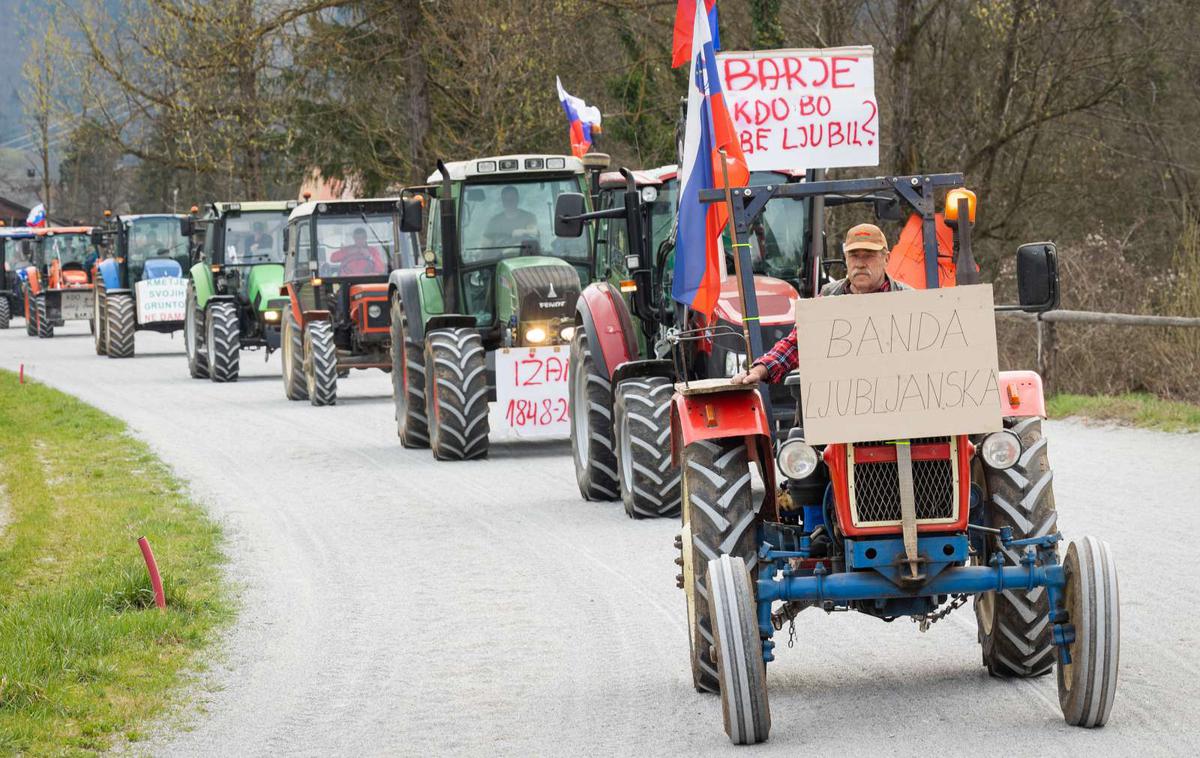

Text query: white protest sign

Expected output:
[135,277,188,324]
[490,345,570,440]
[794,284,1002,445]
[717,46,879,171]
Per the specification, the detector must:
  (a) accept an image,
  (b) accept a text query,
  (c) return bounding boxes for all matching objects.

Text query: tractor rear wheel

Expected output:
[92,285,107,355]
[679,437,760,694]
[184,282,209,378]
[569,330,618,500]
[304,320,337,406]
[975,417,1059,677]
[105,293,135,358]
[424,328,489,461]
[614,376,681,518]
[1057,536,1120,728]
[34,295,53,338]
[709,554,771,745]
[206,301,240,382]
[0,296,9,329]
[390,296,428,447]
[23,288,35,336]
[281,308,308,401]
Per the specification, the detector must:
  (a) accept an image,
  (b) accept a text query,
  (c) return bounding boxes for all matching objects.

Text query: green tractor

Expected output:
[389,154,600,460]
[183,201,295,382]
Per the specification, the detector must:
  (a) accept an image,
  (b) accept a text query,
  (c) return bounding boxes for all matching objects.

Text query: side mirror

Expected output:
[281,228,289,251]
[554,193,586,238]
[181,218,194,237]
[90,231,104,247]
[873,196,904,222]
[1016,241,1059,313]
[399,197,423,233]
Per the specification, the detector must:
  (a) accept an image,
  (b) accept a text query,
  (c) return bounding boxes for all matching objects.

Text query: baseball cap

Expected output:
[843,223,888,253]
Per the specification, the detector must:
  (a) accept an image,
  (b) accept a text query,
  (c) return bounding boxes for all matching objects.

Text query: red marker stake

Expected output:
[137,536,167,611]
[19,363,24,383]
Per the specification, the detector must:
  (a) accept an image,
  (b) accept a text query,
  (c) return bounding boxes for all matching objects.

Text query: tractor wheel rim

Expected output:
[573,361,589,468]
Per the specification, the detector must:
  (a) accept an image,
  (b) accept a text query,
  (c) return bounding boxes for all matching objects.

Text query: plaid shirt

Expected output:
[753,277,897,384]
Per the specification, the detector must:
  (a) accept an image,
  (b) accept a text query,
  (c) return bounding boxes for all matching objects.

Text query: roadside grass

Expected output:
[0,369,230,755]
[1048,392,1200,432]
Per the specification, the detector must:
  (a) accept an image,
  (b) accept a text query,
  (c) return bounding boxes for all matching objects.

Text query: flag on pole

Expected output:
[671,0,720,68]
[556,77,602,158]
[671,0,748,317]
[25,203,46,228]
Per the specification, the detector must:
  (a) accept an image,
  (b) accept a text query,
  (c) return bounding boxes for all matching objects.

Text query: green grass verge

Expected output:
[1048,392,1200,432]
[0,369,230,755]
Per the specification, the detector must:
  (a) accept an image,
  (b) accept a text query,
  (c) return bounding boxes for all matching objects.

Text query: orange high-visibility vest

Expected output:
[886,212,966,289]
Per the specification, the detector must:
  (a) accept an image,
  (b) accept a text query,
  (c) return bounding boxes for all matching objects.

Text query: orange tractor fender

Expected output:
[997,369,1047,418]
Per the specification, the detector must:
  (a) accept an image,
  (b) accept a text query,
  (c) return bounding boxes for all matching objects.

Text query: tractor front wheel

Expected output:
[424,328,489,460]
[184,282,209,378]
[391,297,429,447]
[976,417,1059,677]
[1057,536,1120,728]
[569,330,618,500]
[34,295,53,338]
[206,301,240,382]
[304,320,337,406]
[105,293,135,358]
[709,554,771,745]
[92,285,107,355]
[281,308,308,401]
[614,376,680,518]
[0,296,9,329]
[679,437,760,694]
[23,288,35,336]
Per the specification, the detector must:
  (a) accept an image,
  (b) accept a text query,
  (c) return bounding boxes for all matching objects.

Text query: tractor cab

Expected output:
[0,227,37,329]
[419,154,592,347]
[32,227,97,288]
[99,214,192,287]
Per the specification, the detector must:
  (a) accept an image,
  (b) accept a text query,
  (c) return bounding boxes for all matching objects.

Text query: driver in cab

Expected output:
[484,185,538,245]
[135,230,165,259]
[329,227,386,276]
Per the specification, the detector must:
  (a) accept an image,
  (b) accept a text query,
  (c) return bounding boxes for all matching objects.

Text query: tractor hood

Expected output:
[246,263,285,312]
[495,256,581,326]
[713,275,800,327]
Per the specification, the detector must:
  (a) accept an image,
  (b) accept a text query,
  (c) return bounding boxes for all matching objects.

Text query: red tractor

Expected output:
[20,226,98,338]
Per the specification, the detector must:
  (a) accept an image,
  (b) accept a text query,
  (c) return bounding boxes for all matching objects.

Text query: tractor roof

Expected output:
[34,226,93,235]
[0,227,37,238]
[209,200,298,215]
[427,154,583,183]
[598,165,806,189]
[288,197,403,223]
[117,213,187,224]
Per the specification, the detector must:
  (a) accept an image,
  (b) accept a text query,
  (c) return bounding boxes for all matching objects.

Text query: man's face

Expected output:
[353,230,367,246]
[844,247,889,292]
[501,188,518,211]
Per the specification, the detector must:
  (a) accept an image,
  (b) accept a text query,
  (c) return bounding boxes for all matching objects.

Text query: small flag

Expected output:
[26,204,46,228]
[671,0,720,69]
[556,77,602,158]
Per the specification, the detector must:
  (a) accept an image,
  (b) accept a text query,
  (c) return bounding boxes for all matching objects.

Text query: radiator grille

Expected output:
[848,437,957,526]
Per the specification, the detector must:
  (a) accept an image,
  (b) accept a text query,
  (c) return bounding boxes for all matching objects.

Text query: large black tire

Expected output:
[304,320,337,406]
[679,438,759,694]
[281,308,308,401]
[614,376,681,518]
[569,330,618,500]
[0,296,9,329]
[709,554,771,745]
[184,282,209,378]
[34,295,53,338]
[105,293,135,358]
[1057,536,1120,728]
[975,417,1059,677]
[390,296,429,447]
[424,328,489,461]
[206,301,240,382]
[23,288,35,336]
[93,285,107,355]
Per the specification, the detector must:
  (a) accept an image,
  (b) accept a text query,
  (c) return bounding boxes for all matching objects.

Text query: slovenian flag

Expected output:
[671,0,720,68]
[26,203,46,228]
[556,77,602,159]
[671,0,747,317]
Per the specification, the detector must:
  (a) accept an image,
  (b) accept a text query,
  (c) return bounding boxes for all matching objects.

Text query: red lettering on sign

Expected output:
[724,58,756,91]
[831,57,857,88]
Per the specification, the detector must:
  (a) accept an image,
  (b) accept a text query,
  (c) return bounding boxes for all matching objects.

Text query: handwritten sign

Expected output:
[717,45,878,171]
[59,291,93,321]
[135,277,187,324]
[794,284,1002,445]
[490,346,570,440]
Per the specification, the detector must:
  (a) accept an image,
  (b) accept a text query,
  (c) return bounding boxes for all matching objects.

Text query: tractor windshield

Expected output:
[223,210,287,265]
[717,172,807,280]
[458,177,589,265]
[126,217,190,280]
[43,233,92,266]
[314,214,396,278]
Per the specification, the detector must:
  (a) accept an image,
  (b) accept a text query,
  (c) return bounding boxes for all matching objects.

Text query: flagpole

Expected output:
[718,147,756,370]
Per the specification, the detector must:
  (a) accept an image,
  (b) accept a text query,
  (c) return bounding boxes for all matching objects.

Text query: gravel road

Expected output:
[4,322,1198,757]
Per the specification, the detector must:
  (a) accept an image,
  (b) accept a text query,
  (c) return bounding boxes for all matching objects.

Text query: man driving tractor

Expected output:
[731,222,911,384]
[329,227,386,275]
[484,185,538,244]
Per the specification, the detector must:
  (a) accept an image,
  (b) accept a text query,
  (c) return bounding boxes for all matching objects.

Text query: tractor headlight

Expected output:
[525,326,548,344]
[981,430,1022,470]
[264,310,280,322]
[777,438,819,480]
[368,303,382,319]
[560,325,575,342]
[724,351,747,377]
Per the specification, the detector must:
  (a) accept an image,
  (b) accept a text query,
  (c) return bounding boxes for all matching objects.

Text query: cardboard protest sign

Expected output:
[490,345,570,440]
[135,277,188,324]
[794,284,1002,445]
[717,45,878,171]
